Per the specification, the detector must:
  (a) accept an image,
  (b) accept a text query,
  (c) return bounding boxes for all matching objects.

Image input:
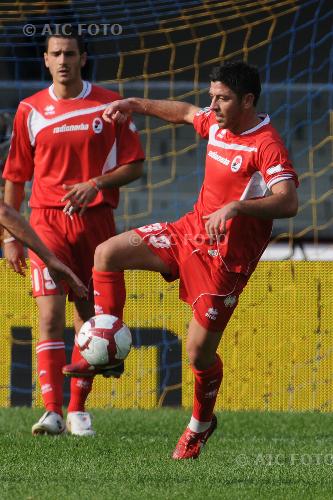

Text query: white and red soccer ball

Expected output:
[76,314,132,366]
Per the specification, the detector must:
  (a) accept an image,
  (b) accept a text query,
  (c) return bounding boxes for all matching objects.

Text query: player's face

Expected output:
[209,81,249,131]
[44,37,86,86]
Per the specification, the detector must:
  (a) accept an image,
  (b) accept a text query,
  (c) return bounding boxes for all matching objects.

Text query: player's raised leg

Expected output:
[32,295,67,436]
[172,317,223,460]
[93,229,170,311]
[62,230,170,378]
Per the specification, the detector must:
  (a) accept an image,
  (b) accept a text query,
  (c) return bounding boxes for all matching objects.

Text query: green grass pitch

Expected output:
[0,408,332,499]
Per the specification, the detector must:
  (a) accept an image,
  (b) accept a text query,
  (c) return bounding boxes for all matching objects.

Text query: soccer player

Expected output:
[2,32,144,436]
[0,201,87,297]
[65,61,299,459]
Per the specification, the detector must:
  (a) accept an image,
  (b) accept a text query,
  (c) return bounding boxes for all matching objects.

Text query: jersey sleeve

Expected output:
[192,107,215,139]
[116,117,145,167]
[257,137,299,189]
[2,103,34,182]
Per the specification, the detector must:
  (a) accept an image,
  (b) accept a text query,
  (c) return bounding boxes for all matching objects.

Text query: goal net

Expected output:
[0,0,332,411]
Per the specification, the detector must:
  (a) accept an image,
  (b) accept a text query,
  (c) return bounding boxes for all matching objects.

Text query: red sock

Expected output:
[191,354,223,423]
[36,339,66,417]
[92,268,126,320]
[67,343,93,412]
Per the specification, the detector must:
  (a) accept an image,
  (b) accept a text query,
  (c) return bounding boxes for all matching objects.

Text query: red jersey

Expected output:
[186,108,299,274]
[3,81,145,209]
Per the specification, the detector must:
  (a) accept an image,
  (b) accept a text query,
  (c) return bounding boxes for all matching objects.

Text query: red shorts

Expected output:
[135,221,249,332]
[29,205,116,300]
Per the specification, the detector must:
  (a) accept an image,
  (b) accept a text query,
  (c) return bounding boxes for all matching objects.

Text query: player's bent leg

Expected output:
[65,229,170,373]
[32,295,66,436]
[94,230,171,273]
[92,229,170,327]
[66,299,96,436]
[93,229,170,368]
[172,318,223,460]
[90,230,171,374]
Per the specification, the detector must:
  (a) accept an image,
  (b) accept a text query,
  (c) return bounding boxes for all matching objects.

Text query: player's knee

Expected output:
[38,312,64,339]
[94,239,117,271]
[187,344,214,370]
[95,235,131,272]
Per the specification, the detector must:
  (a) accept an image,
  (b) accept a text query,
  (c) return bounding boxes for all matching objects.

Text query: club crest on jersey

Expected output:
[231,155,243,172]
[44,104,55,116]
[92,117,103,134]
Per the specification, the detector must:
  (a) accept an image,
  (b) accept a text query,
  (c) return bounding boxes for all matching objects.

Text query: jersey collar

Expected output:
[48,80,92,101]
[240,113,270,135]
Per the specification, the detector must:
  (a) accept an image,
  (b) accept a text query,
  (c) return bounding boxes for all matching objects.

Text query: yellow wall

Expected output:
[1,259,333,411]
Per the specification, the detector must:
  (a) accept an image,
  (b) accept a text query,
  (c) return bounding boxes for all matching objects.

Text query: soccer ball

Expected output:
[76,314,132,366]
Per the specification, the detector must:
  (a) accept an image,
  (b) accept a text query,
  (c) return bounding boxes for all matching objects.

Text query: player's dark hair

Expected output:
[45,30,86,54]
[209,61,261,106]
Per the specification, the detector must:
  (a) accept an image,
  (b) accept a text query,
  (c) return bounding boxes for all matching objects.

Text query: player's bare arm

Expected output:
[203,180,298,236]
[42,257,88,299]
[103,98,199,125]
[0,201,87,298]
[61,161,144,216]
[3,180,27,275]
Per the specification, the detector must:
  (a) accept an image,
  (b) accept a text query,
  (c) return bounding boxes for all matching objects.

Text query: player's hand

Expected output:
[61,181,99,217]
[202,201,240,238]
[46,256,88,298]
[3,240,27,276]
[102,100,131,124]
